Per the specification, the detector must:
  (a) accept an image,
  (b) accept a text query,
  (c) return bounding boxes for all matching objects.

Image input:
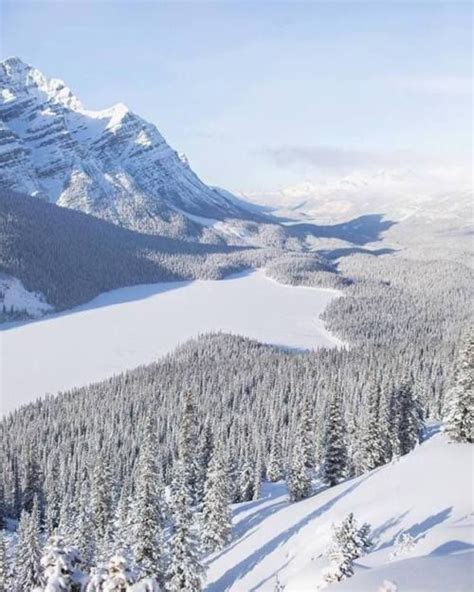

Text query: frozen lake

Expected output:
[0,270,343,414]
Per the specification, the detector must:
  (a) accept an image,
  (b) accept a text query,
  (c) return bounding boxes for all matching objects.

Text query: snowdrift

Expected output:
[206,428,474,591]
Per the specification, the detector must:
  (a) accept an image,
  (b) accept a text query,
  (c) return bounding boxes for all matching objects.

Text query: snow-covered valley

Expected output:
[0,270,343,415]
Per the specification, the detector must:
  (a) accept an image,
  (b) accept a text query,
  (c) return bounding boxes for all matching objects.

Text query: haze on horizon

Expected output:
[1,0,472,204]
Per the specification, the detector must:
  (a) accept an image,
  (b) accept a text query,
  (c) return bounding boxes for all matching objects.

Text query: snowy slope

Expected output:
[0,57,255,238]
[0,274,52,317]
[206,429,474,591]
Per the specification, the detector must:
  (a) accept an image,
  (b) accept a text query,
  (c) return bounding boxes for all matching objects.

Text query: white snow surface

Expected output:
[0,270,343,415]
[205,429,474,591]
[0,275,53,316]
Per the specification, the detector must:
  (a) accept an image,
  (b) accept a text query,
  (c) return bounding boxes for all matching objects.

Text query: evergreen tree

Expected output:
[201,448,231,552]
[378,385,394,463]
[324,513,370,583]
[22,446,43,514]
[359,382,385,472]
[300,397,315,470]
[0,531,9,592]
[321,396,347,487]
[74,478,95,569]
[252,449,262,501]
[238,457,255,502]
[444,333,473,443]
[113,485,131,556]
[130,417,163,582]
[13,496,42,591]
[287,434,312,502]
[101,555,136,592]
[266,431,283,482]
[196,422,214,505]
[40,534,83,592]
[177,392,198,504]
[91,454,114,563]
[393,380,423,456]
[167,460,204,591]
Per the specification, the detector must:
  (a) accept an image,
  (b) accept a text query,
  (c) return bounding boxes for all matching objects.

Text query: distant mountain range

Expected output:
[0,57,263,240]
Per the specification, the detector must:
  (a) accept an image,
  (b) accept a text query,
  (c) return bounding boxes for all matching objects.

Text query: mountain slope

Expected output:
[206,428,474,591]
[0,57,257,238]
[0,189,264,314]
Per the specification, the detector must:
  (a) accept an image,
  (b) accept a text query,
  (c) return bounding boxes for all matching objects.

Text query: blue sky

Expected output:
[1,1,472,197]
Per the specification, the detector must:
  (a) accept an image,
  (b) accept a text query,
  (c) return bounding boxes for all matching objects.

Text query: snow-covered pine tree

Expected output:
[22,445,43,514]
[300,397,315,470]
[113,483,131,556]
[91,453,114,563]
[130,417,163,583]
[0,531,9,592]
[45,473,61,537]
[359,382,385,472]
[74,478,95,570]
[177,393,198,504]
[196,422,214,505]
[13,496,42,591]
[378,385,394,464]
[321,396,347,487]
[444,333,473,443]
[40,534,83,592]
[266,430,283,482]
[287,434,312,502]
[393,379,423,456]
[167,460,204,592]
[324,513,369,583]
[201,447,231,552]
[101,555,136,592]
[237,457,255,502]
[252,449,262,501]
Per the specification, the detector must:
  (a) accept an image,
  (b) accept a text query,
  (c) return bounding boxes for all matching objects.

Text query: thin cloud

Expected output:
[389,75,472,96]
[264,145,415,172]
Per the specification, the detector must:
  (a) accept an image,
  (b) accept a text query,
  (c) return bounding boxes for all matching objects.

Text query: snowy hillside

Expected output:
[206,428,474,591]
[0,57,257,238]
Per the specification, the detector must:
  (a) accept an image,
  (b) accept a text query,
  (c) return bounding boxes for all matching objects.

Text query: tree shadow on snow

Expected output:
[206,476,370,592]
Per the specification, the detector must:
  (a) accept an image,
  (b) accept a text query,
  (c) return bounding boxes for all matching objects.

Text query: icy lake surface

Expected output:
[0,270,343,414]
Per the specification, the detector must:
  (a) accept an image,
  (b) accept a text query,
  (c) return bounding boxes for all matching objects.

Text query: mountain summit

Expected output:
[0,58,252,238]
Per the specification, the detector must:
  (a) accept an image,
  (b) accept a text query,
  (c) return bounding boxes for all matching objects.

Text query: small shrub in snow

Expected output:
[389,532,417,560]
[324,513,372,583]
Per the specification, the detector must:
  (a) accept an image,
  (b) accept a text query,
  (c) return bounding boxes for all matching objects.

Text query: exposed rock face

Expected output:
[0,57,250,238]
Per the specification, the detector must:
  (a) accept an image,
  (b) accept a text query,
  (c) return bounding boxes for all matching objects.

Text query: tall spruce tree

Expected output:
[238,457,255,502]
[287,434,312,502]
[13,496,42,591]
[196,422,214,505]
[266,430,283,482]
[91,453,114,563]
[167,460,204,591]
[393,379,423,456]
[359,382,385,472]
[321,396,347,487]
[130,416,164,582]
[444,333,473,443]
[201,447,232,552]
[178,392,198,504]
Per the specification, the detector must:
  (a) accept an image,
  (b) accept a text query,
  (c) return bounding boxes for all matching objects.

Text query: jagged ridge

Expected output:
[0,57,255,238]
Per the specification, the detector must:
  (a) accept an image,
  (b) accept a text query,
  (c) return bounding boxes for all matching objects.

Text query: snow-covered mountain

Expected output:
[0,57,255,238]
